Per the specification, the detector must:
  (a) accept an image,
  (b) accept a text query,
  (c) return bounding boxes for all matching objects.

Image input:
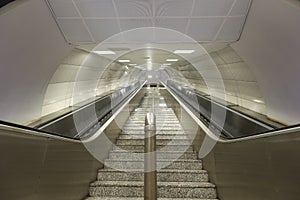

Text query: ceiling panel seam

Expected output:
[72,0,95,43]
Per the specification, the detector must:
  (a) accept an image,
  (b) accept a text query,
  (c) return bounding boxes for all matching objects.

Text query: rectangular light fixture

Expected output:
[159,103,167,107]
[174,50,195,54]
[253,99,264,104]
[166,59,178,62]
[163,63,172,66]
[93,50,115,55]
[118,60,130,63]
[129,64,137,66]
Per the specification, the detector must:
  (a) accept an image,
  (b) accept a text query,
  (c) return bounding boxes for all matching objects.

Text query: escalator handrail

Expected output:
[0,120,81,143]
[193,90,277,129]
[163,81,300,142]
[0,0,15,8]
[167,81,275,130]
[36,85,138,129]
[0,82,144,142]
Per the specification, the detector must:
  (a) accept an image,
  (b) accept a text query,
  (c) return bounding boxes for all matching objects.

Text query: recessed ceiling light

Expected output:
[159,103,167,107]
[253,99,264,103]
[166,59,178,62]
[118,60,130,63]
[129,64,137,66]
[93,50,115,55]
[163,63,172,66]
[174,50,195,54]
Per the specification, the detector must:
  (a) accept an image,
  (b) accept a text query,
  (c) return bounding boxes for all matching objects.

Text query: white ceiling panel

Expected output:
[57,19,93,43]
[85,19,120,42]
[230,0,251,16]
[216,17,246,41]
[192,0,234,16]
[155,18,188,33]
[122,28,155,42]
[188,18,224,41]
[48,0,79,17]
[46,0,252,43]
[120,18,153,31]
[74,0,116,17]
[155,0,194,17]
[114,0,153,17]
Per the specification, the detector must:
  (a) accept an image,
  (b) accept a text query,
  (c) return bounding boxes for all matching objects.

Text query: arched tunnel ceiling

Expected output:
[47,0,251,44]
[75,43,229,81]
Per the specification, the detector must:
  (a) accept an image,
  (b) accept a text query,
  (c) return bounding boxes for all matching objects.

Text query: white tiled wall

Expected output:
[42,48,125,117]
[178,46,267,115]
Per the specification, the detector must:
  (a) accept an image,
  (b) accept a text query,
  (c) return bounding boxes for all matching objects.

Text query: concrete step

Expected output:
[127,118,180,122]
[113,145,194,152]
[108,151,197,160]
[118,134,188,140]
[122,127,183,131]
[89,181,217,198]
[121,130,185,135]
[104,159,203,170]
[125,121,180,125]
[86,198,218,200]
[116,139,191,146]
[97,169,208,182]
[124,124,182,129]
[131,115,178,119]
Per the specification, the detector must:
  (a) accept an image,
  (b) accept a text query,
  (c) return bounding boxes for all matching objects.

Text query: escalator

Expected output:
[0,82,300,200]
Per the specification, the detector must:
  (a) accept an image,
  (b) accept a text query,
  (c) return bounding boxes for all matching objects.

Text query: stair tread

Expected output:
[99,168,207,173]
[86,91,218,200]
[90,181,215,188]
[111,150,195,154]
[87,198,217,200]
[105,159,201,162]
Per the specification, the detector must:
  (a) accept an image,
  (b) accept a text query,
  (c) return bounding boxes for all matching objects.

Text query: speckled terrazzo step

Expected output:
[104,159,202,170]
[118,134,188,140]
[117,139,191,146]
[122,127,183,131]
[108,151,197,160]
[124,124,182,129]
[128,115,179,120]
[121,130,185,135]
[113,145,194,152]
[89,181,217,198]
[85,91,219,200]
[97,169,208,182]
[86,198,218,200]
[126,119,179,124]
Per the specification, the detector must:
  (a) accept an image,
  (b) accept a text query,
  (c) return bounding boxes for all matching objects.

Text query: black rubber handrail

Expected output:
[0,119,80,141]
[166,83,300,139]
[34,92,115,129]
[0,84,142,140]
[0,0,15,8]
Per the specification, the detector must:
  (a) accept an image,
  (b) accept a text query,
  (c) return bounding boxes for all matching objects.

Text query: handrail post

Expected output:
[144,112,157,200]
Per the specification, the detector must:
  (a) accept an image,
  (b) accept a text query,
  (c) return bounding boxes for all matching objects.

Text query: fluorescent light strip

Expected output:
[253,99,264,104]
[118,60,130,63]
[93,51,115,55]
[166,59,178,62]
[174,50,195,54]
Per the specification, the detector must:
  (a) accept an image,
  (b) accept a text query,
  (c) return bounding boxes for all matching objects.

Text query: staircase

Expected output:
[86,89,218,200]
